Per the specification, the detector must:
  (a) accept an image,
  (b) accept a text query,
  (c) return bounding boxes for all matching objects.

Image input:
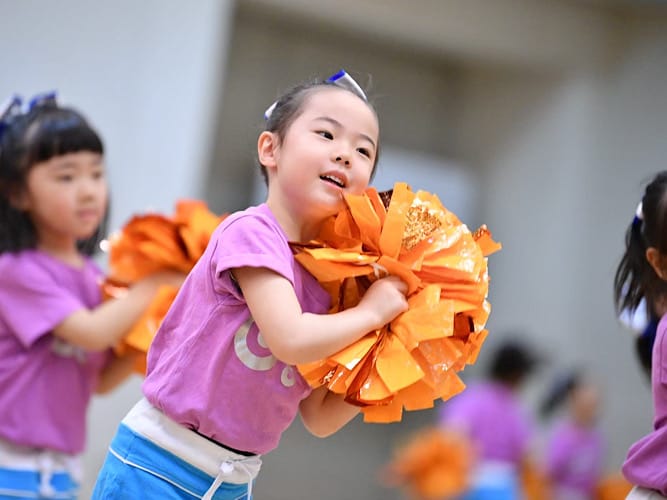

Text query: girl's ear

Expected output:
[647,247,667,280]
[257,131,279,171]
[8,188,29,211]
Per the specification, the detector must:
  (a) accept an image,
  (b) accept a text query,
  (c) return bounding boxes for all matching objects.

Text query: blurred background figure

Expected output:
[540,370,605,500]
[437,338,542,500]
[0,95,182,499]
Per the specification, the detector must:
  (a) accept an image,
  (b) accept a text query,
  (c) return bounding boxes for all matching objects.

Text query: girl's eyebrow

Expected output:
[313,116,377,149]
[48,157,103,170]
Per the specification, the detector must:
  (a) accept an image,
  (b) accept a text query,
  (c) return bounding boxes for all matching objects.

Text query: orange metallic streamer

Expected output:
[102,200,225,374]
[294,183,501,422]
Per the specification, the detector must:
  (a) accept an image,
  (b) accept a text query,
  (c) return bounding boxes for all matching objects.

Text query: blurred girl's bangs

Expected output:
[24,109,103,166]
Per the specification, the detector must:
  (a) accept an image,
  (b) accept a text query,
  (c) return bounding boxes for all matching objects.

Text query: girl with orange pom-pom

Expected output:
[92,70,408,500]
[0,93,183,499]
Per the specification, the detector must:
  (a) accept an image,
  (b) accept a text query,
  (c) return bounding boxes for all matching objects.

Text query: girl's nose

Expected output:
[79,178,100,198]
[335,155,350,166]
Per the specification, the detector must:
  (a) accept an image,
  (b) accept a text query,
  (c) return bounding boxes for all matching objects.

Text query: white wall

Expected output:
[0,0,232,230]
[1,1,234,495]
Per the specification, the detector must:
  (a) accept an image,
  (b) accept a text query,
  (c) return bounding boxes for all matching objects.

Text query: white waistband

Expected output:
[121,398,262,487]
[0,437,82,496]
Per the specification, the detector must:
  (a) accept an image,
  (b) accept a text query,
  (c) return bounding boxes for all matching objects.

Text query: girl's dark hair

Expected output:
[540,371,580,418]
[636,322,657,378]
[487,340,538,384]
[614,172,667,315]
[258,77,380,185]
[0,100,107,255]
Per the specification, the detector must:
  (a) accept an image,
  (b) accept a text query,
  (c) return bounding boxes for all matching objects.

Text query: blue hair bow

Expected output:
[263,69,366,120]
[0,91,58,140]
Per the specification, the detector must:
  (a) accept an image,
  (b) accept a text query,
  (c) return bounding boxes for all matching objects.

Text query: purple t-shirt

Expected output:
[623,313,667,494]
[438,381,534,465]
[0,250,109,454]
[143,204,331,455]
[546,419,605,496]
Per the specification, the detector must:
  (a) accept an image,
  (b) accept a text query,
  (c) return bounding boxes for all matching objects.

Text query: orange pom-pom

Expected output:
[293,183,501,422]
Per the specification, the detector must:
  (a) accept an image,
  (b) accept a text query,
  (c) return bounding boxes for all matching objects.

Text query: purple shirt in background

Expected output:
[623,313,667,495]
[546,419,605,497]
[438,381,534,465]
[143,204,331,455]
[0,250,109,454]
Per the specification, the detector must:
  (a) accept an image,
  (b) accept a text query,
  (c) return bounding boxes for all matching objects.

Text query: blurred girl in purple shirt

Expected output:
[439,339,540,500]
[0,94,182,499]
[541,370,605,499]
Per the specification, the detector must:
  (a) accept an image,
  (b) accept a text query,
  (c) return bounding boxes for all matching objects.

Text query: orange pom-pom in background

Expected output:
[380,427,474,499]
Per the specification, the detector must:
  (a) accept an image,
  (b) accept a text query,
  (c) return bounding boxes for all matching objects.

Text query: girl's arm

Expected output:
[234,266,408,365]
[298,386,360,437]
[95,351,139,394]
[53,271,185,352]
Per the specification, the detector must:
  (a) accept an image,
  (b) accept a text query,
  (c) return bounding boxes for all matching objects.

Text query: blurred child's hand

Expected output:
[358,275,408,329]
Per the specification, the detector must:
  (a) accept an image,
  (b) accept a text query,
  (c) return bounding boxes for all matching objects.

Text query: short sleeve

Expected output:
[655,324,667,386]
[0,257,86,347]
[438,388,476,431]
[210,211,295,293]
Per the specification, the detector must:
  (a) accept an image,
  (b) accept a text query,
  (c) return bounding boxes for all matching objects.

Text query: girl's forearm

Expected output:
[299,387,360,437]
[54,274,179,351]
[266,306,381,365]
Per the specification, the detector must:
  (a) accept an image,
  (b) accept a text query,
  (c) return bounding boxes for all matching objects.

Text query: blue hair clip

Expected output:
[263,69,366,120]
[326,69,367,101]
[0,91,58,141]
[27,90,57,111]
[0,95,23,141]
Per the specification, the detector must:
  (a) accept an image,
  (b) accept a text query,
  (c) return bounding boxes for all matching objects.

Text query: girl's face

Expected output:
[16,151,108,252]
[570,381,601,427]
[260,87,379,233]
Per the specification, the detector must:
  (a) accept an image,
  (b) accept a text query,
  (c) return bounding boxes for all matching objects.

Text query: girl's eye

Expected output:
[316,130,333,140]
[92,170,105,180]
[57,175,74,182]
[357,147,371,159]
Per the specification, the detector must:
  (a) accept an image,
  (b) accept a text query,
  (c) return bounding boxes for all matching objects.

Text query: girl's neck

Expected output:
[266,199,324,243]
[37,239,84,268]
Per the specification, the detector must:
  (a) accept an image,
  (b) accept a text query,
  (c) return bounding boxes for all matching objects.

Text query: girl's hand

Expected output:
[358,275,408,330]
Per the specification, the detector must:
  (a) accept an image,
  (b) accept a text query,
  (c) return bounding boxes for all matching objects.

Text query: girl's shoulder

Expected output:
[0,249,39,273]
[221,203,275,226]
[0,249,100,284]
[0,250,46,289]
[217,204,286,241]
